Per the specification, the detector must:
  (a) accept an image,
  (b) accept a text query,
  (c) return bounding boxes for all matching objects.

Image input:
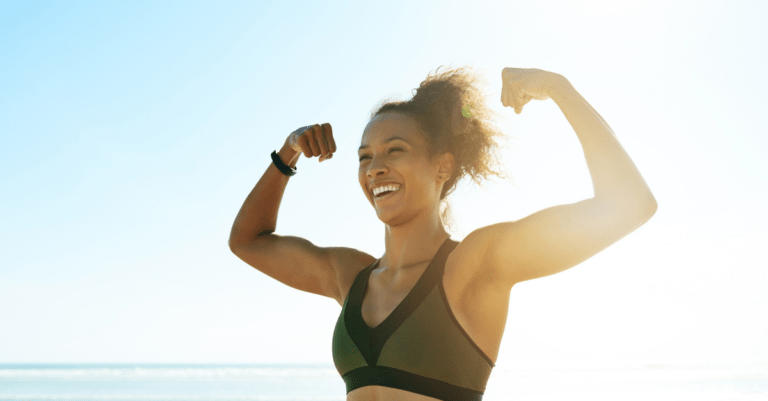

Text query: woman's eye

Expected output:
[359,148,403,162]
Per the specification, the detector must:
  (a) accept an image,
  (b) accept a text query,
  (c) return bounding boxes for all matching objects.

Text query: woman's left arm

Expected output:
[468,69,657,287]
[549,73,657,210]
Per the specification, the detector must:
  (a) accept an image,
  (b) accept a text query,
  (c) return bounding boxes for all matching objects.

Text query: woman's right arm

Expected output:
[228,124,372,304]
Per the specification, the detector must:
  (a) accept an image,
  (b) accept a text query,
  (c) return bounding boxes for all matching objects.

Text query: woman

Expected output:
[228,67,657,401]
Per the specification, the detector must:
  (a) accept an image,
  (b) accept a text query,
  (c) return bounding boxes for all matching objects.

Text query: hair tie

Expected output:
[461,104,473,118]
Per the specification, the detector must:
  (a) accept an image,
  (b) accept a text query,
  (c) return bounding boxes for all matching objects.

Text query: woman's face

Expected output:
[358,112,452,224]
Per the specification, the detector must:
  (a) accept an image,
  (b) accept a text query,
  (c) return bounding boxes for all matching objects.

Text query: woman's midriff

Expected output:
[347,385,442,401]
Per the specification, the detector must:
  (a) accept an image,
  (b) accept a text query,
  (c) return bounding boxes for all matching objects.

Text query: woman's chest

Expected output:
[350,246,509,367]
[345,252,508,400]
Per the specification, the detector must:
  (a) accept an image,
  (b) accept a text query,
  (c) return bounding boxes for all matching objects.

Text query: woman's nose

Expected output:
[366,157,388,177]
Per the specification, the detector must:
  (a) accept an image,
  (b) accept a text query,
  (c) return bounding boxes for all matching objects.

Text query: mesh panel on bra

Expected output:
[376,285,493,392]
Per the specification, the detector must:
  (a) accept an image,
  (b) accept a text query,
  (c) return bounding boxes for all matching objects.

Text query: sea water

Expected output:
[1,360,766,401]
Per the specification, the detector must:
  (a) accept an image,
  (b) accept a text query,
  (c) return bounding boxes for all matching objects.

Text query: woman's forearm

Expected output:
[228,143,301,249]
[549,76,657,214]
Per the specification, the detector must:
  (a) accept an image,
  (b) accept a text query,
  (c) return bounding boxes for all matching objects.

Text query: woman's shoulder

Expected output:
[450,229,493,270]
[327,246,377,306]
[444,228,505,292]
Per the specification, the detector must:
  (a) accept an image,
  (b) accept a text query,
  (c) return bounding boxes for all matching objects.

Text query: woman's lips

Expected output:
[374,186,401,203]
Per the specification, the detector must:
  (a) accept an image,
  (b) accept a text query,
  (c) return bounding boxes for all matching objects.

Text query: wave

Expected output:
[0,396,345,401]
[0,366,340,381]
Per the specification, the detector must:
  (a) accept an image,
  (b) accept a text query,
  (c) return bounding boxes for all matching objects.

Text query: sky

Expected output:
[1,0,766,367]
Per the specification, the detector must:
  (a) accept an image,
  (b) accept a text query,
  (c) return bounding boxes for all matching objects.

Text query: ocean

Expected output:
[1,360,766,401]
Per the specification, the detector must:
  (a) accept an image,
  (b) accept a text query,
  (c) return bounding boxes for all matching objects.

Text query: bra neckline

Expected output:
[360,254,437,331]
[346,237,457,366]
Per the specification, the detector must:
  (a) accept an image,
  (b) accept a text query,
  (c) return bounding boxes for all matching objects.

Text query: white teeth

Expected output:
[372,184,401,197]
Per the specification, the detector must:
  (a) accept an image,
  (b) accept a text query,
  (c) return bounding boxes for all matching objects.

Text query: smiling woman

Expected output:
[229,65,657,401]
[362,67,509,232]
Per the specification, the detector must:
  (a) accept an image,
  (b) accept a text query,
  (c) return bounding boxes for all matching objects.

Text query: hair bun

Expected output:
[370,66,510,232]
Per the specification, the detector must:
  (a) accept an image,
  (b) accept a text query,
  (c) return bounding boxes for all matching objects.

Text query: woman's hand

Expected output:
[285,123,336,162]
[501,68,563,114]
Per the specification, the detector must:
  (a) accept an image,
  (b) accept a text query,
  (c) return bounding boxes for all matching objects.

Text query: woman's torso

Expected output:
[333,238,512,401]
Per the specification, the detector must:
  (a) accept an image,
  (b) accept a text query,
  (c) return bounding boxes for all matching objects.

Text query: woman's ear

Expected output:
[437,152,455,182]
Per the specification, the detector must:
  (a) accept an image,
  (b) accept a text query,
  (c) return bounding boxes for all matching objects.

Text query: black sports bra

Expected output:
[331,237,495,400]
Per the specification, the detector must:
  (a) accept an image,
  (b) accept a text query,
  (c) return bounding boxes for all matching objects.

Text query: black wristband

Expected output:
[271,150,297,176]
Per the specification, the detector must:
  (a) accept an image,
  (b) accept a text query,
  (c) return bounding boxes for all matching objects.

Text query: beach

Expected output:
[2,360,766,401]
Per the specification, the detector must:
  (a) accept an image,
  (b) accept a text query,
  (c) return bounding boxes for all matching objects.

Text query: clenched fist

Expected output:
[285,123,336,162]
[501,68,563,114]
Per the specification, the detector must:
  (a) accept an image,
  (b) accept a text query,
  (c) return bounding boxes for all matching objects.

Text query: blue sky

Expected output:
[1,0,767,366]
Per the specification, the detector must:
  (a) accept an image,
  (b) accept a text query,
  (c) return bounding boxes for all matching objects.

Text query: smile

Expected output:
[373,186,401,202]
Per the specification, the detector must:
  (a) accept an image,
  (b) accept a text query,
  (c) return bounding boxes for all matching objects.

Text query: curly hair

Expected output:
[369,66,510,233]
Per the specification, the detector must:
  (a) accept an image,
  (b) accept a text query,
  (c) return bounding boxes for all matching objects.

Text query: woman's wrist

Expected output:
[548,74,575,105]
[278,142,300,169]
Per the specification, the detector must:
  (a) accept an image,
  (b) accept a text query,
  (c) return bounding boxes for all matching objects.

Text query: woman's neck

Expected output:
[381,209,450,272]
